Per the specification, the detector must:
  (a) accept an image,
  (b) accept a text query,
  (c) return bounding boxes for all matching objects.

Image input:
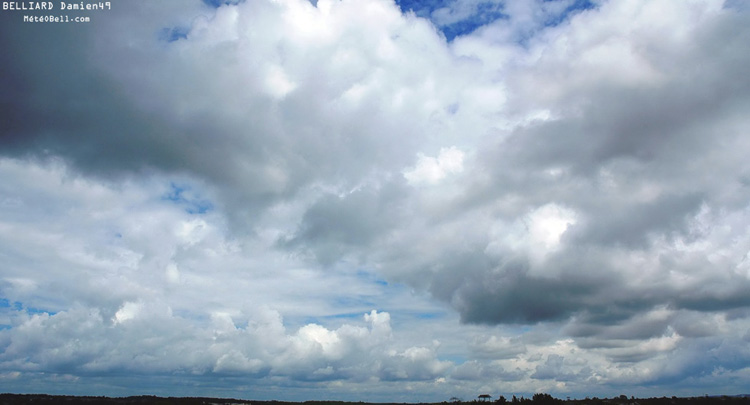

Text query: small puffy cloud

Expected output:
[404,147,465,186]
[112,302,143,324]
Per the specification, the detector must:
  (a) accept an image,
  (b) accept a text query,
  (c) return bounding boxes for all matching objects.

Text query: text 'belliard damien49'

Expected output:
[2,2,111,11]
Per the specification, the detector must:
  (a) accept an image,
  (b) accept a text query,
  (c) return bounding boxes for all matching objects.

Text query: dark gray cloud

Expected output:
[0,12,271,232]
[280,181,410,264]
[450,264,608,324]
[1,0,427,227]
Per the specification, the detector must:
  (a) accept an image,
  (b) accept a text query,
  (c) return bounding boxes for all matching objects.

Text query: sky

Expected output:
[1,0,750,401]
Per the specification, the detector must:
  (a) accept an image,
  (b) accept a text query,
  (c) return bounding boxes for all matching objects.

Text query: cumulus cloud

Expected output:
[0,300,446,384]
[2,0,750,399]
[404,147,465,186]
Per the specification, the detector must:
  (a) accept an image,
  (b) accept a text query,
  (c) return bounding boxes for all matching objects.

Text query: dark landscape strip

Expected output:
[1,394,749,405]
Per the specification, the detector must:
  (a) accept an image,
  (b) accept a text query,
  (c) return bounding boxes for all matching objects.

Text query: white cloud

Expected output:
[113,301,143,324]
[485,203,576,270]
[404,147,465,185]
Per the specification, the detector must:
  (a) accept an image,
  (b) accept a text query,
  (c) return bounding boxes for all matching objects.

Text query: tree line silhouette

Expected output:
[450,393,750,405]
[1,393,748,405]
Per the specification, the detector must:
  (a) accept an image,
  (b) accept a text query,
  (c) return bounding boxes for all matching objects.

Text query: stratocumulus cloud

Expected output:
[1,0,750,401]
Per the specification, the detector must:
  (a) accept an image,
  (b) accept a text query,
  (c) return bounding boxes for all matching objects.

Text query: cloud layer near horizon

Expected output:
[1,0,750,400]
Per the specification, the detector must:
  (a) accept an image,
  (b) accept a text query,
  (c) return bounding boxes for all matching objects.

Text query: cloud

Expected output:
[404,147,465,186]
[2,0,750,399]
[469,335,527,360]
[0,298,447,384]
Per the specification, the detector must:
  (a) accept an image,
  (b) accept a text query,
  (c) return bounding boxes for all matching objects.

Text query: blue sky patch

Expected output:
[396,0,508,41]
[414,312,444,320]
[356,269,389,286]
[395,0,596,41]
[332,295,376,309]
[163,182,214,214]
[299,312,364,327]
[202,0,245,8]
[159,26,190,42]
[395,0,448,18]
[0,298,55,316]
[442,7,509,40]
[323,312,364,320]
[542,0,596,27]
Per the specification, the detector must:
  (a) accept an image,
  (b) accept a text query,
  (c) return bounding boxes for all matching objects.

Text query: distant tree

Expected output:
[450,397,462,403]
[532,393,561,404]
[496,396,507,404]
